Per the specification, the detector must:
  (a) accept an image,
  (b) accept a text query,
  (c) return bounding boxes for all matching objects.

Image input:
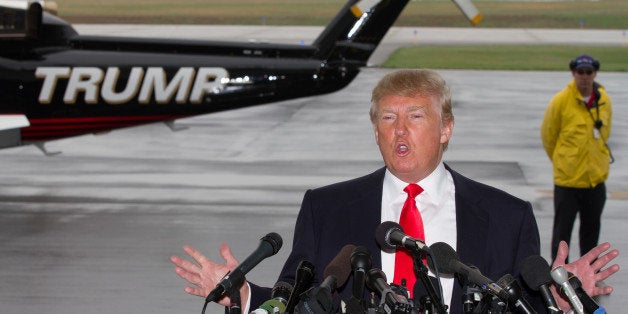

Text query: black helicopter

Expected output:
[0,0,481,154]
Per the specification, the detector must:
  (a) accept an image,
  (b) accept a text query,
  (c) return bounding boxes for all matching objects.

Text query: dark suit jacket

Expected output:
[250,165,544,313]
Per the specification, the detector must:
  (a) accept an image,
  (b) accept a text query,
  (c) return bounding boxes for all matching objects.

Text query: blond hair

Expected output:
[369,69,454,150]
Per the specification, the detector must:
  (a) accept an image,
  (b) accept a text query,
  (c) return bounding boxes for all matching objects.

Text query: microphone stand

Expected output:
[227,286,242,314]
[202,270,243,314]
[418,293,436,314]
[461,276,484,314]
[412,252,447,314]
[462,283,475,314]
[490,296,507,314]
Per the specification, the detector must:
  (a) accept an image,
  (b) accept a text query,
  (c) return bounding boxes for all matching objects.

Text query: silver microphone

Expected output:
[550,266,584,314]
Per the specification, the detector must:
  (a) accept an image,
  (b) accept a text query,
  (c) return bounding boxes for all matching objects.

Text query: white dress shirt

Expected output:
[380,162,457,309]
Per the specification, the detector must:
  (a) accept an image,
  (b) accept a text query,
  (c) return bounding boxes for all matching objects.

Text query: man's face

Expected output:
[372,94,453,183]
[573,67,597,92]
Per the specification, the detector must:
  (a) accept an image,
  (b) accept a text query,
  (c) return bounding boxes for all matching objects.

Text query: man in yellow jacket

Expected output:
[541,54,613,261]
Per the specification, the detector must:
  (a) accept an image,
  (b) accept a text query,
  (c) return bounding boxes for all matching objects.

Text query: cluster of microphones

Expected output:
[203,222,606,314]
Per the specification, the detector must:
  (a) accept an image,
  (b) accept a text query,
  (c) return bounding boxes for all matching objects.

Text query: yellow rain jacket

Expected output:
[541,80,612,188]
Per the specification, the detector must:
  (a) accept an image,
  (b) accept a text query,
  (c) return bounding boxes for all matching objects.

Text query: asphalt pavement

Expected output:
[0,26,626,313]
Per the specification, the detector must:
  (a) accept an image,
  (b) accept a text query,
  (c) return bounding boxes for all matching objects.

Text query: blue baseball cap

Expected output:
[569,54,600,71]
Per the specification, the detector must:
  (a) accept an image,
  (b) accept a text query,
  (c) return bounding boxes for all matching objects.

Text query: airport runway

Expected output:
[73,25,628,66]
[1,26,627,314]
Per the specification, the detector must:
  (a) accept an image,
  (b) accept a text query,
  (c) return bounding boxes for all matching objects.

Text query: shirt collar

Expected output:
[384,162,448,206]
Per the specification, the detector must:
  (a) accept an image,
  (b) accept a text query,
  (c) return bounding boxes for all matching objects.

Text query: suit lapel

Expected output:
[455,187,490,267]
[346,167,386,270]
[445,165,490,264]
[447,165,490,313]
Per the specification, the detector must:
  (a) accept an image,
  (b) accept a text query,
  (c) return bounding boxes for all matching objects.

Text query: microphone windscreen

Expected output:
[259,299,286,313]
[261,232,283,255]
[519,255,552,291]
[351,246,372,270]
[323,244,355,286]
[271,281,293,301]
[296,259,315,283]
[496,273,515,287]
[375,221,402,251]
[428,241,459,275]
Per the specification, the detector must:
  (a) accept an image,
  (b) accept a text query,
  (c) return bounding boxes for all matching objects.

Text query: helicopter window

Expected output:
[1,3,26,37]
[0,0,41,38]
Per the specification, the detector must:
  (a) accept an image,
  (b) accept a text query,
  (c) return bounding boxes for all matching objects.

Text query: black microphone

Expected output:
[346,246,372,313]
[428,242,508,302]
[205,232,283,303]
[496,273,537,314]
[566,272,606,314]
[376,221,428,253]
[366,268,413,313]
[250,281,293,314]
[322,244,355,292]
[295,245,354,314]
[285,260,315,314]
[520,255,563,314]
[551,266,584,314]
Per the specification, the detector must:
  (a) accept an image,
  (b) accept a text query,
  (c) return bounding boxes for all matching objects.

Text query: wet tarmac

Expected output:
[1,26,627,314]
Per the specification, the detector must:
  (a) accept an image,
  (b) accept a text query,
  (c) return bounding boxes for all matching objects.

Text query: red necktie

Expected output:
[393,183,424,298]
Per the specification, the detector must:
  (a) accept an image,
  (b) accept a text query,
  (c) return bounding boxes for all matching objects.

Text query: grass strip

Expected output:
[382,45,628,71]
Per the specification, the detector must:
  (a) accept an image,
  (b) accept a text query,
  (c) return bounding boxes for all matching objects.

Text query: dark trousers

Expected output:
[551,183,606,261]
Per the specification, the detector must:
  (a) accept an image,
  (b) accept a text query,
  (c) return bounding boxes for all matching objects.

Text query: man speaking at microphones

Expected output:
[170,69,619,313]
